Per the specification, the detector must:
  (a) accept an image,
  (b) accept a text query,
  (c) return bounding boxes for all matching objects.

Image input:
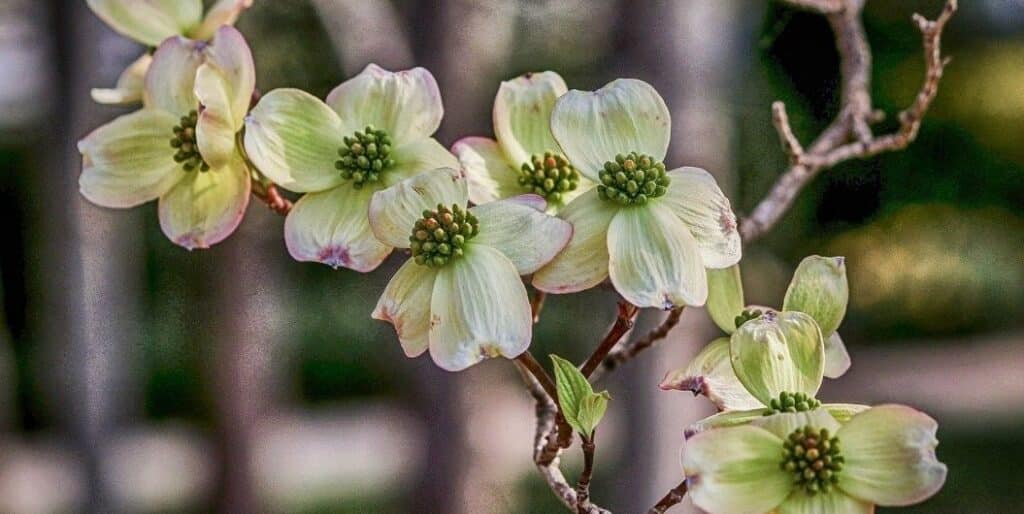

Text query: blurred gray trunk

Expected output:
[612,1,752,512]
[38,1,145,511]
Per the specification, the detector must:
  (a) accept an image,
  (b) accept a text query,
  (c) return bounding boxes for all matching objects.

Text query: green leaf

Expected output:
[783,255,848,335]
[577,391,611,436]
[550,354,610,435]
[706,265,745,334]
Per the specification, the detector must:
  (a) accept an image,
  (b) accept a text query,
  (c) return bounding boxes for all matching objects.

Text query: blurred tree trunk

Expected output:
[405,1,516,512]
[612,1,753,512]
[311,0,414,75]
[37,1,145,511]
[206,220,285,513]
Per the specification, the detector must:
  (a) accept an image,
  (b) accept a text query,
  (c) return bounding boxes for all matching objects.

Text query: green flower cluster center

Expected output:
[782,426,844,496]
[170,110,210,172]
[734,308,765,330]
[335,125,395,189]
[764,391,822,415]
[410,204,479,268]
[597,152,669,206]
[518,152,579,203]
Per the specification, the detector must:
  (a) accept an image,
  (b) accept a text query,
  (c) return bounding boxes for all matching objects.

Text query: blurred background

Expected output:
[0,0,1022,512]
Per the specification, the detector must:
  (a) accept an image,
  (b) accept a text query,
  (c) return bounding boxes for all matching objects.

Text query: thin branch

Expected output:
[580,301,638,378]
[515,351,558,403]
[576,435,597,514]
[514,362,610,514]
[531,289,548,323]
[592,307,685,382]
[647,479,689,514]
[780,0,843,14]
[250,182,293,216]
[739,0,957,242]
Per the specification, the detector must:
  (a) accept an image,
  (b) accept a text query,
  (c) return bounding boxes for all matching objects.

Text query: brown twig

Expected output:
[515,351,558,403]
[580,301,639,379]
[576,435,597,514]
[514,362,610,514]
[250,182,293,216]
[592,307,685,382]
[647,479,689,514]
[531,289,548,323]
[739,0,957,242]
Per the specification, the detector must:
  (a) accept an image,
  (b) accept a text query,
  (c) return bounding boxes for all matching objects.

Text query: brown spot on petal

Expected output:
[318,245,351,269]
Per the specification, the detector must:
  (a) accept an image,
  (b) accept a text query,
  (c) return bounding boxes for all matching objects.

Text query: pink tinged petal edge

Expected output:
[157,160,251,250]
[283,184,392,272]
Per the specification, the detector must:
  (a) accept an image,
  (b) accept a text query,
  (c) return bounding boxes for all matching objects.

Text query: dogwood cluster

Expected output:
[78,4,946,512]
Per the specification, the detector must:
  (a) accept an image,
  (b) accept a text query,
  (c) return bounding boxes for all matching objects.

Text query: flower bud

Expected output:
[783,256,849,335]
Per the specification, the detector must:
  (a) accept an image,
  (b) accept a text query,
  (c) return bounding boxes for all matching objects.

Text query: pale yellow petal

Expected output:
[493,71,567,166]
[469,197,572,274]
[368,168,468,249]
[144,36,205,115]
[372,259,437,357]
[607,204,707,309]
[428,245,531,371]
[452,136,522,205]
[91,53,151,105]
[157,155,249,249]
[190,0,253,40]
[78,109,183,208]
[660,337,763,412]
[87,0,202,46]
[326,64,443,142]
[532,188,617,294]
[730,310,825,406]
[659,167,741,269]
[284,183,391,272]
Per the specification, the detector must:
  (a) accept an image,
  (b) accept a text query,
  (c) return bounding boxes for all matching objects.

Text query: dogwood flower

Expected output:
[665,309,867,437]
[452,71,592,212]
[682,406,947,514]
[87,0,253,104]
[79,26,255,249]
[531,79,741,309]
[243,65,458,271]
[369,168,572,371]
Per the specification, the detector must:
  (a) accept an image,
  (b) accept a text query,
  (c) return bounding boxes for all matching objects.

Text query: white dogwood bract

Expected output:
[370,168,571,371]
[532,79,741,309]
[86,0,253,104]
[79,26,255,249]
[243,65,459,271]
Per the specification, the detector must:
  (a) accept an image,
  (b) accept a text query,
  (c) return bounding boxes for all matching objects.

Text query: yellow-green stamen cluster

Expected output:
[335,125,394,188]
[518,152,579,203]
[734,308,764,329]
[597,152,669,205]
[781,426,844,495]
[764,391,822,415]
[410,204,479,268]
[170,110,209,172]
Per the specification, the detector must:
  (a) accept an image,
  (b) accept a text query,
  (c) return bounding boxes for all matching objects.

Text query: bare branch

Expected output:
[592,307,685,382]
[580,301,639,378]
[739,0,957,242]
[576,436,597,514]
[531,290,548,324]
[647,479,689,514]
[780,0,844,14]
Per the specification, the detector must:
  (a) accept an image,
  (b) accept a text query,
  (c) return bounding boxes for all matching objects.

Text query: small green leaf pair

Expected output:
[550,355,611,437]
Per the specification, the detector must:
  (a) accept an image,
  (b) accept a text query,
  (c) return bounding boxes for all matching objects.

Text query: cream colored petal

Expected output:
[684,409,767,439]
[91,53,151,105]
[837,405,947,506]
[493,71,567,166]
[452,136,522,205]
[824,403,871,424]
[783,255,849,336]
[326,64,443,142]
[144,36,205,115]
[191,0,253,40]
[200,26,255,130]
[730,310,825,406]
[682,425,792,514]
[660,167,741,269]
[824,331,852,379]
[368,168,468,249]
[78,109,183,208]
[284,183,391,272]
[661,337,763,412]
[532,188,617,294]
[469,197,573,274]
[243,88,346,193]
[706,265,745,334]
[777,491,874,514]
[385,137,460,187]
[429,245,531,371]
[607,204,707,309]
[87,0,202,46]
[193,65,237,170]
[372,259,438,357]
[157,155,249,249]
[550,78,671,181]
[752,409,842,441]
